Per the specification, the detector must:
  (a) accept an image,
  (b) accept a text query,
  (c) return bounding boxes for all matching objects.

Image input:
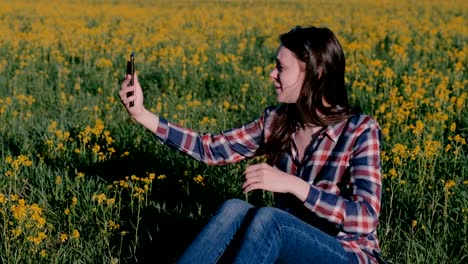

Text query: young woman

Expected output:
[119,26,384,264]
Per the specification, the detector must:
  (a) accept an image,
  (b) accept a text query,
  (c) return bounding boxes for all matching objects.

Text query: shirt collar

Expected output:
[322,118,349,142]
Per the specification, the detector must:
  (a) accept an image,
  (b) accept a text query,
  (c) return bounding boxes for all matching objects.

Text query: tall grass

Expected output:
[0,0,466,263]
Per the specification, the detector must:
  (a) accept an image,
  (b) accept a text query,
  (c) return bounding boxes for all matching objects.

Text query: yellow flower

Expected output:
[72,229,80,239]
[56,143,66,151]
[11,227,22,238]
[48,121,58,132]
[450,122,456,132]
[444,180,456,191]
[95,58,113,69]
[222,100,230,110]
[5,156,13,163]
[454,134,466,145]
[445,144,452,152]
[381,127,389,137]
[11,199,27,221]
[92,144,101,154]
[106,198,115,206]
[388,168,398,179]
[411,220,417,228]
[411,120,424,135]
[131,175,140,181]
[423,140,442,158]
[199,116,211,126]
[92,193,107,205]
[193,175,205,186]
[109,220,120,231]
[76,172,85,179]
[55,176,62,185]
[60,233,68,242]
[27,232,47,245]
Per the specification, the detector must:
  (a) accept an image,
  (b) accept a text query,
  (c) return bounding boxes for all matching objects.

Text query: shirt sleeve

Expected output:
[304,117,382,235]
[153,108,271,165]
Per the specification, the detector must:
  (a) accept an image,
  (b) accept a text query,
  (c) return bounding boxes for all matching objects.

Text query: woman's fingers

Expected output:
[243,174,260,186]
[119,74,138,106]
[119,75,132,95]
[244,163,269,175]
[242,177,261,193]
[243,165,267,193]
[121,74,132,89]
[120,93,136,106]
[133,72,139,86]
[243,163,289,193]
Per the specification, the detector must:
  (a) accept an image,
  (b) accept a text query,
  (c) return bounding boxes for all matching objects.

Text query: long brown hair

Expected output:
[261,26,356,165]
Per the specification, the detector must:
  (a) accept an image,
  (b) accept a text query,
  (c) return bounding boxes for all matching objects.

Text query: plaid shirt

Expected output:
[155,105,382,264]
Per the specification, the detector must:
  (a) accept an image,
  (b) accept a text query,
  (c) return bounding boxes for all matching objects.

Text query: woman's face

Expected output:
[269,46,305,104]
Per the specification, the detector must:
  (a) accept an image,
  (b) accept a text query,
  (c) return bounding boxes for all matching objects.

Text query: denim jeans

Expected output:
[177,198,349,264]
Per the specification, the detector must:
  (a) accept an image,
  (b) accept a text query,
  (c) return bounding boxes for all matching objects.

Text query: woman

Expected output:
[119,26,384,264]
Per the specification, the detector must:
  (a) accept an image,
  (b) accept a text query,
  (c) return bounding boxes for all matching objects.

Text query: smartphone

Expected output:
[126,52,135,107]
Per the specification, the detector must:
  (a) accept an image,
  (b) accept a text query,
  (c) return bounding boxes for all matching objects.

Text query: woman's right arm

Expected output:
[119,73,273,165]
[154,115,265,165]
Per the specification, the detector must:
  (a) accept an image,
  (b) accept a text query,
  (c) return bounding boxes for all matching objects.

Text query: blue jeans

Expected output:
[177,199,349,264]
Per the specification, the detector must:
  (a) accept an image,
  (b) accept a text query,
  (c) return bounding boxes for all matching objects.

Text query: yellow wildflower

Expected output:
[55,176,62,185]
[92,193,107,204]
[193,175,205,186]
[444,180,456,191]
[60,233,68,242]
[72,229,80,239]
[76,172,85,179]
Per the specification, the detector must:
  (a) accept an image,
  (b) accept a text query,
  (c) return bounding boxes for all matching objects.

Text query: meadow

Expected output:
[0,0,466,263]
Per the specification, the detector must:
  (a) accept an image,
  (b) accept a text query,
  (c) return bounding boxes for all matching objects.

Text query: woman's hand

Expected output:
[243,163,311,201]
[119,73,145,119]
[119,72,160,133]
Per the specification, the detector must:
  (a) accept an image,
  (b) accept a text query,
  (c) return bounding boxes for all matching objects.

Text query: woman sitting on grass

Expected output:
[119,25,385,264]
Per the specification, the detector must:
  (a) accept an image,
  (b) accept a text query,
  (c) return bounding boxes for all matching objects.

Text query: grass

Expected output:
[0,0,466,263]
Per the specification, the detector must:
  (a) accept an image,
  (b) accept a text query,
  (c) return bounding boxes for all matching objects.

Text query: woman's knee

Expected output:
[217,198,253,217]
[250,207,282,228]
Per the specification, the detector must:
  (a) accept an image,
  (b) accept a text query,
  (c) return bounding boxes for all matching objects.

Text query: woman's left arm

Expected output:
[303,121,382,235]
[243,119,382,235]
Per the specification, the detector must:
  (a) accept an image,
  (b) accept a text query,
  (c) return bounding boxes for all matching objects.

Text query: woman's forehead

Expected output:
[277,46,305,69]
[277,46,297,61]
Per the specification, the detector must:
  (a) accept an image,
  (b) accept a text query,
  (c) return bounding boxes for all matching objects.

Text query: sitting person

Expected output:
[119,25,384,264]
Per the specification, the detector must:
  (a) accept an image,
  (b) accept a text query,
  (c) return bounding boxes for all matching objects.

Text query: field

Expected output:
[0,0,466,263]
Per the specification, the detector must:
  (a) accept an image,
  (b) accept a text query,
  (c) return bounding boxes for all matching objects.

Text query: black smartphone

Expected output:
[126,52,135,107]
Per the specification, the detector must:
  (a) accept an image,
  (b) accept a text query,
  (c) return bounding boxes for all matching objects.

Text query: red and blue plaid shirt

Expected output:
[155,105,382,264]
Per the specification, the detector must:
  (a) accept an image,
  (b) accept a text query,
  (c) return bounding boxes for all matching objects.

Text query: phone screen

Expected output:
[126,52,135,107]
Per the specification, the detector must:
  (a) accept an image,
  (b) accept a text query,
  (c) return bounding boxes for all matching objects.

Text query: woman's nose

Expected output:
[269,68,277,80]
